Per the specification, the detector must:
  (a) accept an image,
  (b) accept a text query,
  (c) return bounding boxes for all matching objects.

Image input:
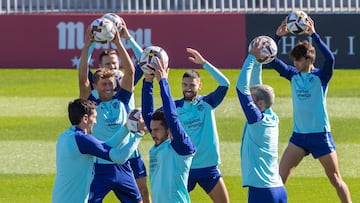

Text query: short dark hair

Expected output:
[182,70,200,79]
[99,49,117,64]
[68,99,96,125]
[93,68,115,84]
[290,40,316,63]
[151,110,168,130]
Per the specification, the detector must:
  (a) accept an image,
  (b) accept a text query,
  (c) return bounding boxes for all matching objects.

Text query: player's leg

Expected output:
[113,162,143,203]
[207,177,230,203]
[279,142,306,184]
[318,151,352,203]
[195,166,229,203]
[135,177,151,203]
[129,155,151,203]
[310,132,351,203]
[88,164,116,203]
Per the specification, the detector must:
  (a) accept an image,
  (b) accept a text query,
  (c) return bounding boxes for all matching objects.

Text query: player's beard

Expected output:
[87,125,94,134]
[183,90,197,101]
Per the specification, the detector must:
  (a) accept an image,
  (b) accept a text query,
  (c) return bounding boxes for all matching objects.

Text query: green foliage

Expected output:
[0,68,359,202]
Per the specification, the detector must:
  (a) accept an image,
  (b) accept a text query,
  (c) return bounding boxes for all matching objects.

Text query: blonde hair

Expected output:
[250,84,275,109]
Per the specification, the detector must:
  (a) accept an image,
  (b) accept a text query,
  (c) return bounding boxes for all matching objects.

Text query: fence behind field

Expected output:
[1,0,360,14]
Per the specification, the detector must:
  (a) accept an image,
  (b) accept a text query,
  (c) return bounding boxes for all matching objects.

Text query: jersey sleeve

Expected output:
[203,62,230,87]
[202,61,230,108]
[75,127,142,164]
[108,132,142,164]
[159,78,196,155]
[128,37,143,60]
[113,87,132,107]
[311,32,335,84]
[270,34,299,80]
[236,55,263,124]
[134,64,144,86]
[75,132,112,161]
[141,79,155,132]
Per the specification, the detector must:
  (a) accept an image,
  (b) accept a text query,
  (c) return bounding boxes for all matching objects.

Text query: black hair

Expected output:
[290,40,316,63]
[68,99,96,125]
[151,110,168,130]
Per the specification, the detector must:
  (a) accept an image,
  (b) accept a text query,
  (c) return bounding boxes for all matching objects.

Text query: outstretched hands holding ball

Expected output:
[249,38,267,62]
[303,16,316,35]
[153,57,169,81]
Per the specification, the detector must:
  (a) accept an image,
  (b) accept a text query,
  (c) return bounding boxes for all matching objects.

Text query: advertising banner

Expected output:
[246,14,358,69]
[0,14,357,69]
[0,14,246,69]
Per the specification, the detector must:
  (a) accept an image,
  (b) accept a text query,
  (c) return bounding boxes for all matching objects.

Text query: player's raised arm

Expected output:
[112,30,135,93]
[120,18,143,60]
[78,26,93,99]
[236,41,264,124]
[187,48,230,87]
[154,57,196,155]
[141,73,155,131]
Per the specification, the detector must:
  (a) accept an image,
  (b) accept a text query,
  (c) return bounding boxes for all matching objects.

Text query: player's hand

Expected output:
[144,71,155,82]
[276,19,289,36]
[249,38,267,62]
[111,29,122,46]
[303,16,315,35]
[84,25,95,47]
[187,48,207,65]
[120,18,131,40]
[137,115,148,136]
[154,57,169,81]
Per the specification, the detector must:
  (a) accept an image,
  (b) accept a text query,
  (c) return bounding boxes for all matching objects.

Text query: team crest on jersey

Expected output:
[197,104,204,111]
[112,101,119,109]
[309,76,314,83]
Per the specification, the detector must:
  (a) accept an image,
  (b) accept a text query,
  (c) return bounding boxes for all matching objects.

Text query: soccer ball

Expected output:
[102,13,123,32]
[139,46,169,74]
[90,17,116,43]
[112,69,124,91]
[286,10,309,35]
[126,108,142,133]
[248,35,278,64]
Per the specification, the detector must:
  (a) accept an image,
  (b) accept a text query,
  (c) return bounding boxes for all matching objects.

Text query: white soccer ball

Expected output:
[248,35,278,64]
[102,13,123,32]
[286,10,309,35]
[139,46,169,74]
[126,108,142,133]
[112,69,124,91]
[90,17,116,43]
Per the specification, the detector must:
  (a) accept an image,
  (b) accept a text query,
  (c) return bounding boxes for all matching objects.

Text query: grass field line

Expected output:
[0,141,358,178]
[0,97,359,118]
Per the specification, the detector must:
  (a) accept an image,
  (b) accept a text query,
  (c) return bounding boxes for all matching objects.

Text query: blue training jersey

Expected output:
[142,78,196,203]
[270,32,334,134]
[236,55,283,188]
[175,62,229,169]
[52,126,142,203]
[89,88,132,164]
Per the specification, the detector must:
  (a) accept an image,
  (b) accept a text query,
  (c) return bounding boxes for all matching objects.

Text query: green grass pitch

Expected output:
[0,68,359,202]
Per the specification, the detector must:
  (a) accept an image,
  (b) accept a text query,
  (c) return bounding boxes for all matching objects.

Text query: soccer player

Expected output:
[174,48,230,203]
[236,39,287,203]
[52,98,144,203]
[86,20,151,203]
[141,56,196,203]
[78,25,143,203]
[270,17,352,202]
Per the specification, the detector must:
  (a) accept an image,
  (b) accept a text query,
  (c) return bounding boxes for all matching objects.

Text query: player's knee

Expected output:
[327,172,343,188]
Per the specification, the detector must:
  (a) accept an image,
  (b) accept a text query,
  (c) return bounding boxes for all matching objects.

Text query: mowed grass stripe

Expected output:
[1,141,358,178]
[1,97,359,118]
